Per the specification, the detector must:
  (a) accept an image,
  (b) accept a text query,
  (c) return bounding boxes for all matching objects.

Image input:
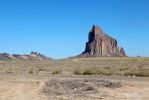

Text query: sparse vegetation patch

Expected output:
[42,78,121,97]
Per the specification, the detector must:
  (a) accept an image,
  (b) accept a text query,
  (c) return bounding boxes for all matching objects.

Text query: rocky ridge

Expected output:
[0,51,50,61]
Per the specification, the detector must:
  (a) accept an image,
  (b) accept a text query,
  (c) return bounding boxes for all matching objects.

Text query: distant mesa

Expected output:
[80,25,126,57]
[0,51,51,61]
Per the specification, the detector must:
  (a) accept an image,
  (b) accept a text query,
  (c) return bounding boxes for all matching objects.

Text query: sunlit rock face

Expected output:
[81,25,126,57]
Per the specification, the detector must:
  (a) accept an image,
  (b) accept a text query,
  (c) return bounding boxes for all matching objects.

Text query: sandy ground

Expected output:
[0,75,47,100]
[0,74,149,100]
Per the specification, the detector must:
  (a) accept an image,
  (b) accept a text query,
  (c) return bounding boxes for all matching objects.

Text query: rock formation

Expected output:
[29,51,49,60]
[0,51,51,61]
[81,25,126,57]
[0,53,13,61]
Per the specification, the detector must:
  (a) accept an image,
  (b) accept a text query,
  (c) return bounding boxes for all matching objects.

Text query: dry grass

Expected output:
[73,67,112,75]
[0,57,149,77]
[42,78,121,98]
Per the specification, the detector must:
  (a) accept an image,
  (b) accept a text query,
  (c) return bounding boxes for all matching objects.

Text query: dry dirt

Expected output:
[0,75,47,100]
[0,74,148,100]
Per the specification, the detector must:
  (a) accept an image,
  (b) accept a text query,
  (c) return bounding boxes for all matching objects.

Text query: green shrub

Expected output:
[5,70,13,73]
[124,70,149,77]
[83,70,96,75]
[73,68,112,76]
[73,69,83,75]
[98,69,112,76]
[52,70,62,75]
[29,70,34,74]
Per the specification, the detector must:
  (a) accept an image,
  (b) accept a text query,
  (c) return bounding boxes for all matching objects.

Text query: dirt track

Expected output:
[0,75,149,100]
[0,75,47,100]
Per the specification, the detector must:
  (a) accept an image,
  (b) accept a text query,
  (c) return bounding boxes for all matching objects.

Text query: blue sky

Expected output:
[0,0,149,58]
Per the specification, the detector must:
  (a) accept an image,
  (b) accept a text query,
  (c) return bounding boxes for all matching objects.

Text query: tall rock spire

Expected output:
[88,25,104,42]
[81,25,126,57]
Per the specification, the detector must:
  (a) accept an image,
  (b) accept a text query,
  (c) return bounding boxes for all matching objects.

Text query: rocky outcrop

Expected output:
[81,25,126,57]
[0,53,13,61]
[29,51,49,60]
[0,51,51,61]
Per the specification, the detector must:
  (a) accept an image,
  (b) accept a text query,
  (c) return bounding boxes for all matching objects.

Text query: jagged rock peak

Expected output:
[88,25,105,43]
[81,25,126,57]
[91,25,104,35]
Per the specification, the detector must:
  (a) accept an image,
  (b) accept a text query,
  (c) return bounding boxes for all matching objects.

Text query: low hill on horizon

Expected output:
[0,51,51,61]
